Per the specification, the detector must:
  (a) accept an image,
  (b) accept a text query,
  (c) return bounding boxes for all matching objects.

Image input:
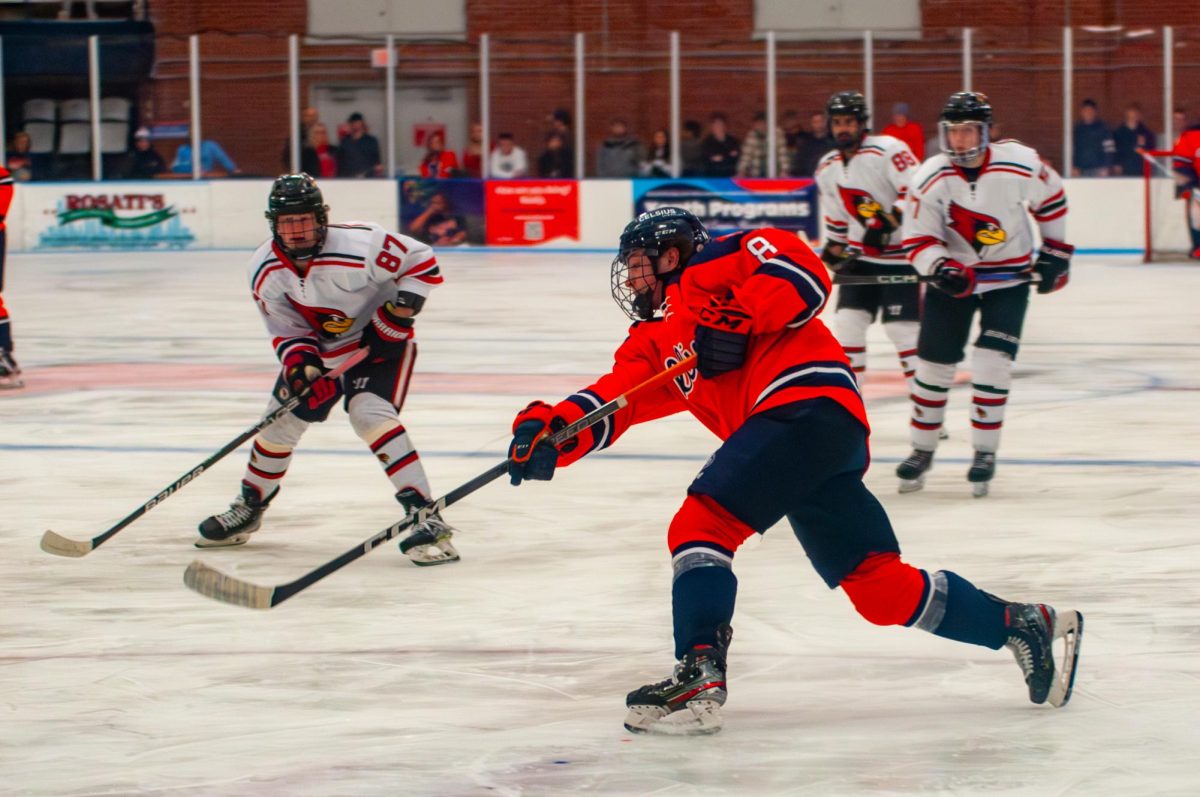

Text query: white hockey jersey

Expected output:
[815,134,919,264]
[903,139,1068,294]
[247,222,443,368]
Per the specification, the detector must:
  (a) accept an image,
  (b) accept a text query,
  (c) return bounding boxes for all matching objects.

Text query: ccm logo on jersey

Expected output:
[948,202,1007,254]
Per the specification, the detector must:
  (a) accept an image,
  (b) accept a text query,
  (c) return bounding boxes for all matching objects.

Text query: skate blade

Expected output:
[624,700,724,736]
[194,533,250,549]
[1046,610,1084,707]
[972,481,990,498]
[406,541,461,566]
[898,476,926,494]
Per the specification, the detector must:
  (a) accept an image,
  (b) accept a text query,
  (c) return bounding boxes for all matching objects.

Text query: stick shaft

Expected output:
[833,272,1038,286]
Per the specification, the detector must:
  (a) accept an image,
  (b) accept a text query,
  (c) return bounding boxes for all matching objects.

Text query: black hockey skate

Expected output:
[396,488,461,566]
[1003,602,1083,707]
[0,349,23,390]
[624,625,732,735]
[967,450,996,497]
[196,486,274,548]
[896,449,934,493]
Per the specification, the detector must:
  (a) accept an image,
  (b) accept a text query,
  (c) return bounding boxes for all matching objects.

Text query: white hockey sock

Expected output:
[366,422,432,498]
[833,308,872,374]
[884,320,919,391]
[242,437,291,501]
[970,348,1013,454]
[910,360,956,451]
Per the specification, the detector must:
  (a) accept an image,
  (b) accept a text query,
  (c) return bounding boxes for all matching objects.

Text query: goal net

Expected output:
[1143,149,1194,262]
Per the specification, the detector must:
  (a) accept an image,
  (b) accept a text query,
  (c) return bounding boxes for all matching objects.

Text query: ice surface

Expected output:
[1,250,1198,796]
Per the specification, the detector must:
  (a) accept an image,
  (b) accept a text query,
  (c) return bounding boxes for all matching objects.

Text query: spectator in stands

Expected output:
[792,112,834,177]
[171,139,239,176]
[1072,99,1115,177]
[301,123,339,178]
[596,119,644,178]
[338,112,383,178]
[737,111,790,177]
[462,122,484,178]
[489,133,529,178]
[1112,103,1156,176]
[537,132,572,178]
[129,127,166,179]
[1173,108,1188,137]
[680,120,705,176]
[408,191,468,247]
[701,113,740,177]
[642,129,672,177]
[782,110,804,151]
[547,108,575,176]
[882,102,925,160]
[419,131,459,179]
[282,106,322,170]
[7,131,39,182]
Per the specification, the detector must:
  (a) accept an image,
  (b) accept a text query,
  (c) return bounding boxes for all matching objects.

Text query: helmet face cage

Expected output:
[265,173,330,260]
[611,208,710,321]
[938,92,993,166]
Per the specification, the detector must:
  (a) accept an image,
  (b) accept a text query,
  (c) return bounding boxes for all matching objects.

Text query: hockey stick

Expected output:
[40,348,370,558]
[833,271,1039,286]
[183,355,698,609]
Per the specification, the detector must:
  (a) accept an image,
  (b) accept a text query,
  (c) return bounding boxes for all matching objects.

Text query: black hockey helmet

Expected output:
[826,90,870,151]
[611,207,711,321]
[265,173,329,260]
[939,91,993,165]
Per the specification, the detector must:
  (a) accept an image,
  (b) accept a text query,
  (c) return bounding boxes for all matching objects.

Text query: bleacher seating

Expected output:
[21,98,57,154]
[57,98,92,154]
[99,96,131,153]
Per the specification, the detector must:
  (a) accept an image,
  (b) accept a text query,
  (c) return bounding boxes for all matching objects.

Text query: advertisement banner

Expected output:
[485,180,579,245]
[21,183,208,250]
[399,179,484,247]
[632,178,819,242]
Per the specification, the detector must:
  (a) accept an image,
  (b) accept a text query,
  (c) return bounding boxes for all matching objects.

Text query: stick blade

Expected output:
[40,530,94,558]
[183,560,275,609]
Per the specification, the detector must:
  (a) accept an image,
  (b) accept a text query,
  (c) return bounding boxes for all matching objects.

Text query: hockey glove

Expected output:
[820,243,859,274]
[507,401,565,485]
[1032,239,1074,294]
[694,295,752,379]
[861,209,900,257]
[929,258,977,299]
[282,350,339,409]
[359,301,415,360]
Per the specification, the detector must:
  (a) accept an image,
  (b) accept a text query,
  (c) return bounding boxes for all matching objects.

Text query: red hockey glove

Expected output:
[929,258,977,299]
[359,301,415,359]
[694,295,752,379]
[1032,239,1074,294]
[282,350,339,409]
[507,401,565,485]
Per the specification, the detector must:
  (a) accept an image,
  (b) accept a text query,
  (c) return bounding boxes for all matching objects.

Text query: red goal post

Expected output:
[1142,149,1192,262]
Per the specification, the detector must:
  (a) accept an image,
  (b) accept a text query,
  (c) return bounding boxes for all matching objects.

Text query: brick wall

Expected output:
[143,0,1200,177]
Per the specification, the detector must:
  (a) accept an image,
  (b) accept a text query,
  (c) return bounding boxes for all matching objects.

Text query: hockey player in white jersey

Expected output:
[898,92,1072,496]
[197,174,460,564]
[816,90,921,387]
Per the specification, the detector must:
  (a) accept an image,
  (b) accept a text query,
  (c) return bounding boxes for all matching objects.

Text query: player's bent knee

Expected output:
[260,410,308,448]
[667,494,757,555]
[347,393,399,440]
[834,308,873,345]
[914,359,957,386]
[971,346,1013,387]
[840,552,927,626]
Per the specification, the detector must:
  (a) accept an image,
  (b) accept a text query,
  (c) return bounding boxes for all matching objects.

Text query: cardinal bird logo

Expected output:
[838,186,883,222]
[285,295,355,338]
[948,202,1007,254]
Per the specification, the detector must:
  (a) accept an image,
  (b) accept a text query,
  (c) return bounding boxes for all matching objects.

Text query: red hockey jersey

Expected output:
[1172,127,1200,181]
[547,228,869,466]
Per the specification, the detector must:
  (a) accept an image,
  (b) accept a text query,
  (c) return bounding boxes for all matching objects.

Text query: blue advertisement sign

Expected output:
[633,178,819,241]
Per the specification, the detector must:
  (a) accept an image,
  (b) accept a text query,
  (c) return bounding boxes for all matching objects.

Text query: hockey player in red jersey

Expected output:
[1170,120,1200,258]
[505,207,1083,734]
[196,174,460,565]
[0,165,20,389]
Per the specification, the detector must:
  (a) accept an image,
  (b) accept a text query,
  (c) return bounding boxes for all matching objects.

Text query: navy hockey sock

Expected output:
[909,570,1007,650]
[671,563,738,659]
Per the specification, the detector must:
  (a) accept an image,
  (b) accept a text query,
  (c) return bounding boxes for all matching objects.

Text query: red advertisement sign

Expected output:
[484,180,579,245]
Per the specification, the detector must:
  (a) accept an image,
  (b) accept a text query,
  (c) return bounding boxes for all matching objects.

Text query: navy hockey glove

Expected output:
[1032,239,1074,294]
[694,295,752,379]
[359,301,414,359]
[282,350,339,410]
[929,258,977,299]
[507,401,564,485]
[820,243,859,274]
[861,209,900,256]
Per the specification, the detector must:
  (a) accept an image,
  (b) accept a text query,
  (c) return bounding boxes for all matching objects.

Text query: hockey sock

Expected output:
[0,300,11,351]
[883,320,919,390]
[970,347,1012,454]
[834,308,872,374]
[908,570,1007,650]
[242,439,290,500]
[910,360,955,450]
[671,544,738,659]
[365,423,432,498]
